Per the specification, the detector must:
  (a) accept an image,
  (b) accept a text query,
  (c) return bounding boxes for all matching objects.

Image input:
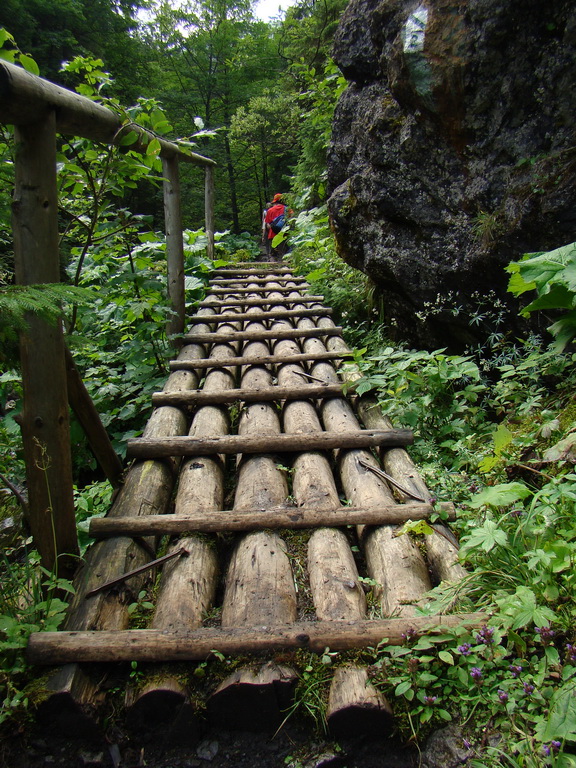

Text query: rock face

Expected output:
[328,0,576,348]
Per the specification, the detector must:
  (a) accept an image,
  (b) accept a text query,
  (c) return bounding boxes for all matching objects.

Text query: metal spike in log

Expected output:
[327,333,467,585]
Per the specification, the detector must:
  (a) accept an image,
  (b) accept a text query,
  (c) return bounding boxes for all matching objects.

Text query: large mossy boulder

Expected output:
[328,0,576,348]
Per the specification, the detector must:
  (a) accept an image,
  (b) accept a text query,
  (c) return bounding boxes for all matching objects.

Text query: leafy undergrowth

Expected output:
[286,217,576,764]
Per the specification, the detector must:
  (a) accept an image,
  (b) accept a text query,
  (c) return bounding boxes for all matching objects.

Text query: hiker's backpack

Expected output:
[270,206,287,234]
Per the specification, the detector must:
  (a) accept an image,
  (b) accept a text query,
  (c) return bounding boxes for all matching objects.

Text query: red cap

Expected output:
[273,193,282,202]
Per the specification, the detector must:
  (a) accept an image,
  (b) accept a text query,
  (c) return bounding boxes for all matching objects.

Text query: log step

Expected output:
[89,502,456,538]
[213,266,293,276]
[207,285,309,295]
[27,614,486,664]
[183,327,343,344]
[168,350,351,370]
[187,307,332,323]
[151,382,349,407]
[198,295,325,308]
[126,429,414,459]
[211,276,307,286]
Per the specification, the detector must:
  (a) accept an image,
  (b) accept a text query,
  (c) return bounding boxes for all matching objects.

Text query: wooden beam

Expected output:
[65,348,123,487]
[162,156,185,342]
[213,267,293,276]
[169,350,351,370]
[212,277,306,287]
[205,165,215,260]
[183,327,343,344]
[89,502,455,537]
[198,295,324,308]
[13,112,79,577]
[27,614,486,664]
[126,429,414,459]
[151,382,348,407]
[187,307,332,323]
[207,286,309,296]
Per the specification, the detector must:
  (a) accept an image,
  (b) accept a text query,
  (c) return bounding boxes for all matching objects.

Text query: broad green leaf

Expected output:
[460,519,508,553]
[119,131,139,146]
[507,269,536,296]
[523,284,576,313]
[306,268,326,281]
[19,53,39,75]
[438,651,454,665]
[394,519,434,537]
[467,482,531,509]
[548,312,576,352]
[146,138,161,157]
[493,423,513,454]
[536,684,576,741]
[395,680,412,697]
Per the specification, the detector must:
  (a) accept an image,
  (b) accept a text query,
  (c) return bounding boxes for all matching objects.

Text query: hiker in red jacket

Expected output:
[264,193,290,260]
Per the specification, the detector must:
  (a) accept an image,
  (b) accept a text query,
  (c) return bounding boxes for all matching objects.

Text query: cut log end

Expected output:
[207,663,297,731]
[327,665,393,739]
[125,678,189,731]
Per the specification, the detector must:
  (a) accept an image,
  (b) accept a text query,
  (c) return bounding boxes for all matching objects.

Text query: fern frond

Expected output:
[0,284,95,362]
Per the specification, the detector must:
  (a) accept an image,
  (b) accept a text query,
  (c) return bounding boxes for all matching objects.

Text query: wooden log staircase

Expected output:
[27,263,479,739]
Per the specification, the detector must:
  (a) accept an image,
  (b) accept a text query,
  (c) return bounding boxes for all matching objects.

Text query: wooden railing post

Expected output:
[162,155,185,342]
[12,111,79,578]
[205,164,215,261]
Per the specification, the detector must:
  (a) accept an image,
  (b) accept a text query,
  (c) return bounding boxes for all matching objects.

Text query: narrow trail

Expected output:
[26,262,474,757]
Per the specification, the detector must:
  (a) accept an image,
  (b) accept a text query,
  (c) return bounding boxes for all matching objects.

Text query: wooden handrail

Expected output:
[2,60,216,574]
[0,60,215,167]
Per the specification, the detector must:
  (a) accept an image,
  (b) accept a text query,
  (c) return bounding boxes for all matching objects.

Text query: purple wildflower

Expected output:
[509,508,523,518]
[565,643,576,665]
[424,695,437,706]
[509,664,523,678]
[523,682,535,695]
[458,643,472,656]
[535,626,555,645]
[498,690,509,704]
[476,625,495,645]
[542,741,561,757]
[463,739,472,750]
[402,627,417,643]
[470,667,482,682]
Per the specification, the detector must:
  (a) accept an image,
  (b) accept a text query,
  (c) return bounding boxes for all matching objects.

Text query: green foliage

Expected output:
[0,284,93,365]
[74,480,114,554]
[288,205,377,329]
[290,60,347,205]
[507,241,576,351]
[367,620,576,766]
[0,547,74,725]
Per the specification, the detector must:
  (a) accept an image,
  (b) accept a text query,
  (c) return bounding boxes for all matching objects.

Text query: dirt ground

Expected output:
[1,720,419,768]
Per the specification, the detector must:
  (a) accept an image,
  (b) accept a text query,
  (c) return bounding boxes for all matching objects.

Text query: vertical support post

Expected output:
[162,155,185,343]
[12,112,79,578]
[205,164,215,261]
